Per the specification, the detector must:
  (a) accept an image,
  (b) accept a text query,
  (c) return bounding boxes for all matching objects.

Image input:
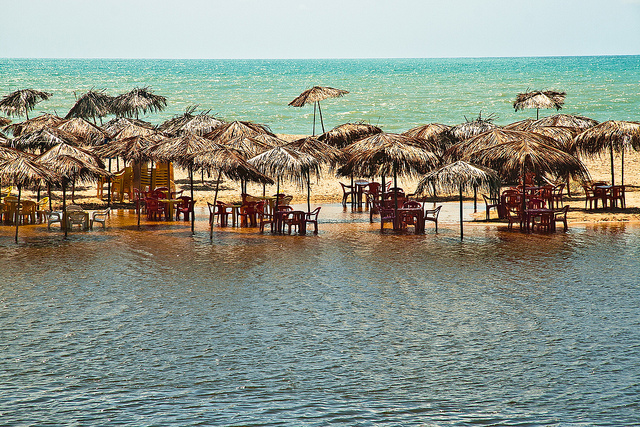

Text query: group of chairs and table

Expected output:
[208,194,320,235]
[340,180,442,234]
[1,187,110,231]
[132,187,195,222]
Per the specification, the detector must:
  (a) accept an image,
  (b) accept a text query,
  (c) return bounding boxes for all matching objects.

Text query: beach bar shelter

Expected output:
[416,160,501,240]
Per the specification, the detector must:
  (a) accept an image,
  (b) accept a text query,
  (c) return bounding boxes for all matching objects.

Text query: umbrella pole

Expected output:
[312,103,316,136]
[318,101,325,133]
[610,144,615,186]
[190,163,195,234]
[621,149,625,187]
[63,184,68,238]
[307,171,311,213]
[137,163,142,229]
[14,185,21,243]
[393,166,398,230]
[210,169,223,239]
[473,184,477,212]
[107,158,112,208]
[460,183,464,241]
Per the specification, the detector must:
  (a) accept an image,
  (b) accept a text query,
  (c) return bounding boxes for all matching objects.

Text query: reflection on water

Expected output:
[1,203,639,426]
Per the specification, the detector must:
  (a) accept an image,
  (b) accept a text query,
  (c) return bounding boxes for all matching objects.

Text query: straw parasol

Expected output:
[513,90,566,119]
[416,160,501,240]
[529,113,598,131]
[0,89,52,120]
[145,132,219,233]
[111,87,167,120]
[159,106,225,137]
[5,113,65,137]
[450,113,498,142]
[12,127,82,152]
[575,120,640,186]
[0,154,58,242]
[192,145,274,238]
[65,89,114,124]
[285,136,345,211]
[0,117,11,127]
[318,122,382,149]
[56,117,108,146]
[204,120,275,143]
[402,123,456,156]
[289,86,349,135]
[101,117,155,139]
[339,132,441,222]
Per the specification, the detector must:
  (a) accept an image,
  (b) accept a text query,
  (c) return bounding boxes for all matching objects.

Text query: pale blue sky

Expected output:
[1,0,639,59]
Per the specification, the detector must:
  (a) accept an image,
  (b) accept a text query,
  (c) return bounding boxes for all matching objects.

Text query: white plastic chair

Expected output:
[90,208,111,230]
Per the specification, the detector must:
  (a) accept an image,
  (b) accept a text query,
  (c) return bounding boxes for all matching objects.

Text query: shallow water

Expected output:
[1,204,639,426]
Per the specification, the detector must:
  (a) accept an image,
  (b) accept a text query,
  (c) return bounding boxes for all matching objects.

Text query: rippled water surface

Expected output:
[1,204,639,426]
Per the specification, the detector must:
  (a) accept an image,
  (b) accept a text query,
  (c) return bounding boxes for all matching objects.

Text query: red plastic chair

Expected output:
[145,198,166,220]
[340,182,354,207]
[208,201,231,226]
[175,196,195,221]
[304,207,321,234]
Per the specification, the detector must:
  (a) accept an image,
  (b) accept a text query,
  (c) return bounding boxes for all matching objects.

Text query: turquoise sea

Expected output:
[1,56,638,134]
[2,57,640,426]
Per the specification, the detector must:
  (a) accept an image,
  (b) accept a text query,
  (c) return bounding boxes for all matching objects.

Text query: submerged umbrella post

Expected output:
[289,86,349,136]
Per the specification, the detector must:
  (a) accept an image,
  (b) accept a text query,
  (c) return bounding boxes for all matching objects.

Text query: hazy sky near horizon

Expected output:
[1,0,639,59]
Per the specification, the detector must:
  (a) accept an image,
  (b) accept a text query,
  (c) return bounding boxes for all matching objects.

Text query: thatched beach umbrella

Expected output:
[192,145,274,238]
[289,86,349,135]
[529,113,598,131]
[0,117,11,127]
[285,136,345,212]
[0,89,52,120]
[466,132,589,215]
[403,123,456,156]
[318,122,382,149]
[575,120,640,186]
[5,113,65,137]
[416,160,501,240]
[0,154,57,242]
[204,120,275,143]
[450,114,498,142]
[513,90,566,119]
[102,117,155,138]
[159,106,224,137]
[340,132,440,223]
[111,87,167,120]
[56,118,108,146]
[96,133,166,227]
[12,127,81,153]
[65,89,114,125]
[145,132,219,233]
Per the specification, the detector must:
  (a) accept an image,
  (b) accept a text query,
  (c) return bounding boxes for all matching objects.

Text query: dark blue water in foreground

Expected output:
[1,204,639,426]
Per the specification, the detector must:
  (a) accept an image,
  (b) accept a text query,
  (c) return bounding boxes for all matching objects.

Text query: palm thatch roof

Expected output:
[402,123,456,155]
[285,136,345,168]
[192,146,274,185]
[0,146,31,161]
[339,132,440,178]
[12,127,82,152]
[466,133,588,183]
[144,133,218,168]
[248,146,320,187]
[513,90,566,112]
[0,89,53,119]
[221,135,282,158]
[0,117,10,127]
[203,120,275,144]
[94,133,166,163]
[450,114,498,142]
[101,117,155,137]
[65,89,114,122]
[288,86,349,107]
[416,160,501,196]
[5,113,65,137]
[159,106,225,137]
[529,126,578,154]
[503,118,536,131]
[109,122,158,140]
[111,87,167,119]
[37,143,109,183]
[0,155,58,187]
[575,120,640,155]
[0,132,10,147]
[317,122,382,149]
[529,113,598,130]
[56,117,108,146]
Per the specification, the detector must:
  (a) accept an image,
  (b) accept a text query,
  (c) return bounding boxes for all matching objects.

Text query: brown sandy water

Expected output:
[1,202,639,425]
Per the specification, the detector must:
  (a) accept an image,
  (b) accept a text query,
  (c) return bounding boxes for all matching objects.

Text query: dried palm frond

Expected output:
[38,147,109,183]
[285,136,345,168]
[144,133,218,167]
[529,126,578,154]
[317,122,382,148]
[503,119,536,131]
[65,89,114,122]
[101,117,155,137]
[95,133,166,162]
[111,87,167,118]
[0,155,57,187]
[192,146,273,185]
[5,113,65,137]
[288,86,349,107]
[0,146,31,161]
[0,117,11,127]
[513,90,566,112]
[221,135,281,158]
[0,89,52,119]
